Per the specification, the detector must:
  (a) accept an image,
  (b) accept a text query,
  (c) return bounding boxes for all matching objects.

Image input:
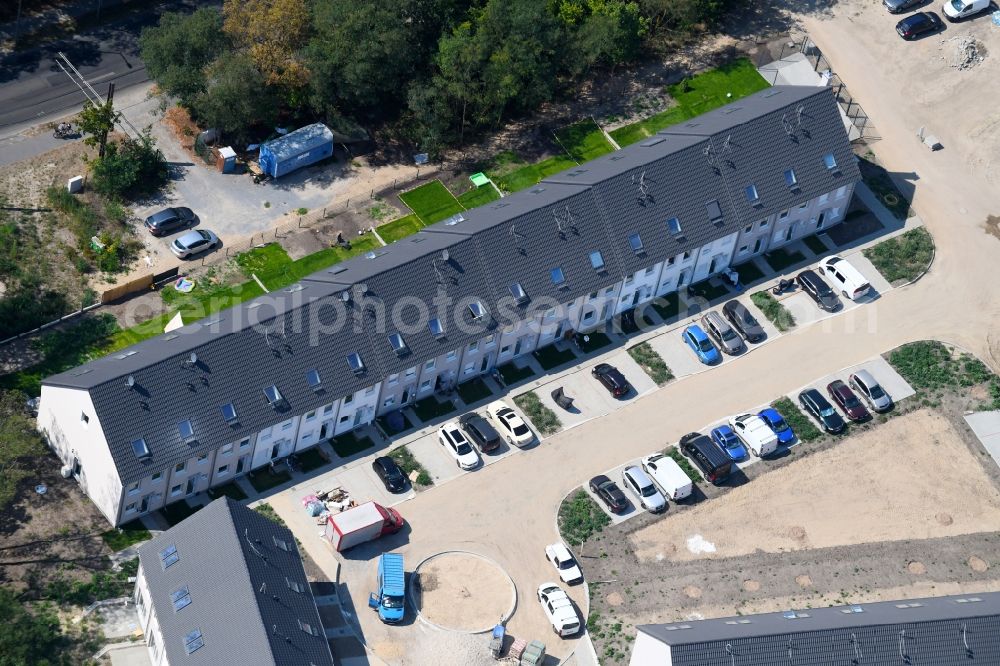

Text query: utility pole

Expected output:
[100,82,115,158]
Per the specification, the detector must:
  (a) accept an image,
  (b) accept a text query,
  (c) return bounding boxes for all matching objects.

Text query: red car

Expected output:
[827,380,871,422]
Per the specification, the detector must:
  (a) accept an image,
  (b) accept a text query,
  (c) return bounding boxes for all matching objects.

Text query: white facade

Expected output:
[629,631,672,666]
[134,565,168,666]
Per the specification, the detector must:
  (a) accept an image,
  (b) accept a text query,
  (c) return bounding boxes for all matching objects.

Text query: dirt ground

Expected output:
[414,553,514,632]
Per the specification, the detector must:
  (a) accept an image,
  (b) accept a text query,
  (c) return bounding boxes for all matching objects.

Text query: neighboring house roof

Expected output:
[635,592,1000,665]
[43,86,859,487]
[260,123,334,162]
[136,498,334,666]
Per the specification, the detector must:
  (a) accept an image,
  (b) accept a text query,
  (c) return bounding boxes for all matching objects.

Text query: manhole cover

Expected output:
[412,553,515,632]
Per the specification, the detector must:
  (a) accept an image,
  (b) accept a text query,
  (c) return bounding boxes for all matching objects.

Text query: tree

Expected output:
[222,0,311,89]
[193,53,279,144]
[0,589,72,666]
[88,132,169,200]
[639,0,728,35]
[572,1,648,71]
[77,99,117,149]
[139,8,229,107]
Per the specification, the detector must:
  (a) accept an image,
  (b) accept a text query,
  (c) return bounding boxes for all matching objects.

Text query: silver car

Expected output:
[849,370,893,412]
[170,229,219,259]
[701,311,743,355]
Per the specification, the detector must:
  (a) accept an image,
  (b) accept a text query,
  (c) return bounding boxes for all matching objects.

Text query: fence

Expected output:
[100,272,153,304]
[796,37,879,142]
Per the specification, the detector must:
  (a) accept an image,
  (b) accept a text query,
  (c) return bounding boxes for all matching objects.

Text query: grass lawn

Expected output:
[296,447,330,472]
[100,521,151,551]
[628,342,673,386]
[160,500,200,527]
[330,431,376,458]
[400,180,465,224]
[555,118,615,162]
[514,390,561,435]
[558,488,610,546]
[611,58,769,147]
[532,344,578,370]
[750,291,796,332]
[413,396,457,422]
[456,377,494,405]
[762,247,806,272]
[687,280,730,302]
[389,445,433,486]
[771,397,823,443]
[376,411,414,435]
[248,469,293,492]
[803,234,829,256]
[888,340,993,391]
[207,481,249,501]
[649,292,679,321]
[378,213,425,243]
[498,362,536,385]
[733,260,765,285]
[863,227,934,284]
[456,184,500,209]
[236,243,290,281]
[489,149,578,194]
[575,330,613,353]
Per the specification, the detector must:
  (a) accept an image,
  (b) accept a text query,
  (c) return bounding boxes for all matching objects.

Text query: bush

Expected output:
[389,446,433,486]
[254,502,287,527]
[750,291,795,332]
[89,133,169,200]
[558,489,610,546]
[771,397,823,443]
[862,227,934,284]
[513,391,561,435]
[628,342,673,385]
[889,341,993,390]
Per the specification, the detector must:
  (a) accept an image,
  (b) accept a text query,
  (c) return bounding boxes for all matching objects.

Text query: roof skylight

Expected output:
[177,420,196,444]
[306,369,322,390]
[589,251,605,271]
[221,403,238,424]
[745,184,760,203]
[183,629,204,655]
[706,200,723,223]
[171,585,192,612]
[823,153,838,171]
[346,352,365,375]
[784,168,798,187]
[429,318,445,338]
[509,283,529,304]
[628,233,644,254]
[666,217,682,235]
[388,333,409,356]
[160,544,179,570]
[550,267,566,286]
[468,301,487,320]
[263,385,287,408]
[131,438,151,459]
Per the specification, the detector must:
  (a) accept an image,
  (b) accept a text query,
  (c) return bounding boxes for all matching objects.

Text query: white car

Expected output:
[485,400,534,447]
[545,543,583,584]
[537,582,581,637]
[818,255,870,301]
[437,422,479,469]
[728,414,779,458]
[641,453,693,500]
[621,465,666,513]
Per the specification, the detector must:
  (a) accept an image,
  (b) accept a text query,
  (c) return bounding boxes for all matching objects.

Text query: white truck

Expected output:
[728,414,779,458]
[641,453,693,500]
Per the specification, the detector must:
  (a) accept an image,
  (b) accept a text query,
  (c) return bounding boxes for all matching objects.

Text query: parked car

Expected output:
[485,400,534,447]
[701,311,743,355]
[459,412,502,453]
[537,583,581,637]
[896,11,943,38]
[437,422,480,469]
[144,207,195,236]
[798,388,846,434]
[722,299,766,343]
[827,380,872,422]
[849,369,894,412]
[589,475,629,513]
[682,324,721,365]
[943,0,991,20]
[641,452,693,500]
[884,0,925,12]
[371,456,407,493]
[819,256,871,301]
[545,543,583,584]
[170,229,219,259]
[592,363,630,398]
[679,432,732,484]
[796,269,840,312]
[757,407,796,445]
[711,425,747,461]
[621,466,666,513]
[729,414,779,457]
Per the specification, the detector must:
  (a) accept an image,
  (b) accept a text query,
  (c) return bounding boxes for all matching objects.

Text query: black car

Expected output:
[796,269,841,312]
[722,299,766,343]
[884,0,924,13]
[144,207,196,236]
[679,432,733,484]
[589,474,628,513]
[371,456,407,493]
[459,412,502,453]
[896,11,943,39]
[798,388,846,434]
[592,363,630,398]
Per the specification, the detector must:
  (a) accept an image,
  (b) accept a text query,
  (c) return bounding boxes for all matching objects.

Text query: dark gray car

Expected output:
[884,0,923,13]
[144,207,195,236]
[797,269,841,312]
[722,299,765,343]
[459,412,502,453]
[701,311,743,355]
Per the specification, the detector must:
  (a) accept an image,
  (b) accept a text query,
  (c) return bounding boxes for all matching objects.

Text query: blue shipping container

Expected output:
[258,123,334,179]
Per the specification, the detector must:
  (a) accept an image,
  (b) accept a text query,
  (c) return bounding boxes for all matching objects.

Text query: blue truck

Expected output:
[368,553,405,623]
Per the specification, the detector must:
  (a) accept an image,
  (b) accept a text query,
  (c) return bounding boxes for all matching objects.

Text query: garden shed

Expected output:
[258,123,334,179]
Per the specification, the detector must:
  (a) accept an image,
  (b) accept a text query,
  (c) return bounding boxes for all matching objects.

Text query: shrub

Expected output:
[750,291,795,332]
[862,227,933,284]
[558,489,610,546]
[513,391,561,435]
[628,342,673,385]
[771,397,823,443]
[89,133,169,200]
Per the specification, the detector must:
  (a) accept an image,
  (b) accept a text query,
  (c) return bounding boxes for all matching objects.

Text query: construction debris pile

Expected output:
[945,36,987,70]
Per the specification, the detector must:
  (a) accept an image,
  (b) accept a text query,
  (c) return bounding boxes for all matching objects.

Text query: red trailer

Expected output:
[325,502,405,552]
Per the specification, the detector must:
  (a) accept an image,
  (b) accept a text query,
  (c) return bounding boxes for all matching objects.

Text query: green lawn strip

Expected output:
[750,291,796,332]
[389,445,433,486]
[456,184,500,209]
[399,180,465,224]
[612,58,769,147]
[235,243,291,282]
[514,390,560,435]
[378,213,425,243]
[575,330,613,353]
[762,247,806,272]
[254,502,287,527]
[160,500,200,527]
[100,520,151,551]
[888,340,993,392]
[412,396,457,422]
[803,234,829,256]
[688,280,730,302]
[456,377,493,405]
[649,292,680,321]
[263,235,382,289]
[862,227,934,284]
[554,118,615,162]
[733,260,765,285]
[206,481,249,501]
[494,154,578,194]
[330,431,376,458]
[628,342,673,386]
[295,446,331,472]
[771,396,823,443]
[497,362,536,385]
[665,446,700,483]
[558,488,610,546]
[532,344,578,370]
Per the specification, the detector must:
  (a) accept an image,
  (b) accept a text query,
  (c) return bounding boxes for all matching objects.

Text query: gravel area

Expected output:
[414,552,514,632]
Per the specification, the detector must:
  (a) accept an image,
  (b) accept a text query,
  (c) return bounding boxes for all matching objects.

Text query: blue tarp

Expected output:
[258,123,334,178]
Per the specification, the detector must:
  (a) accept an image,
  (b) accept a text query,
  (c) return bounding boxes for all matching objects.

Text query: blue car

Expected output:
[711,425,747,461]
[757,408,795,445]
[682,325,720,365]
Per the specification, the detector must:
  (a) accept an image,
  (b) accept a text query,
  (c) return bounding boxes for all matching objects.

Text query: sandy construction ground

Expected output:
[630,409,1000,563]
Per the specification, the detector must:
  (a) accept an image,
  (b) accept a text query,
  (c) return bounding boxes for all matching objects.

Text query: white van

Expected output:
[819,255,871,301]
[728,414,779,457]
[943,0,991,20]
[641,453,693,500]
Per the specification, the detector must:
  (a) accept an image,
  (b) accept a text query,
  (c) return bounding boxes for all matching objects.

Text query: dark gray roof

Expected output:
[44,85,859,486]
[636,592,1000,666]
[136,498,334,666]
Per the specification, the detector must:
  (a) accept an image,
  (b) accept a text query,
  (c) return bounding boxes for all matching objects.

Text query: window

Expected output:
[306,368,322,390]
[468,301,487,320]
[196,453,208,462]
[365,386,376,396]
[282,420,294,429]
[339,415,350,423]
[126,502,137,513]
[405,367,417,377]
[131,438,151,460]
[819,193,829,204]
[127,481,140,495]
[464,363,475,375]
[383,397,395,408]
[588,291,598,300]
[273,535,292,552]
[263,385,286,407]
[823,153,838,171]
[645,267,655,275]
[387,374,399,386]
[152,471,163,481]
[298,620,319,636]
[346,353,365,375]
[171,586,191,612]
[628,233,644,254]
[159,544,179,569]
[221,403,238,424]
[388,333,409,356]
[667,217,682,235]
[177,420,195,443]
[583,310,595,322]
[683,251,692,261]
[80,412,89,426]
[550,266,566,286]
[420,380,432,391]
[239,438,250,449]
[589,251,605,271]
[446,350,457,360]
[799,202,808,209]
[784,168,798,187]
[500,345,511,355]
[604,286,615,295]
[305,411,316,421]
[428,318,445,338]
[745,184,760,203]
[667,257,675,266]
[183,629,204,655]
[779,209,789,219]
[744,224,753,234]
[485,334,496,346]
[468,340,479,353]
[425,358,435,371]
[759,219,769,229]
[509,283,529,304]
[217,464,229,476]
[286,577,304,594]
[222,442,234,454]
[344,392,354,404]
[624,275,634,285]
[739,245,749,254]
[175,462,186,474]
